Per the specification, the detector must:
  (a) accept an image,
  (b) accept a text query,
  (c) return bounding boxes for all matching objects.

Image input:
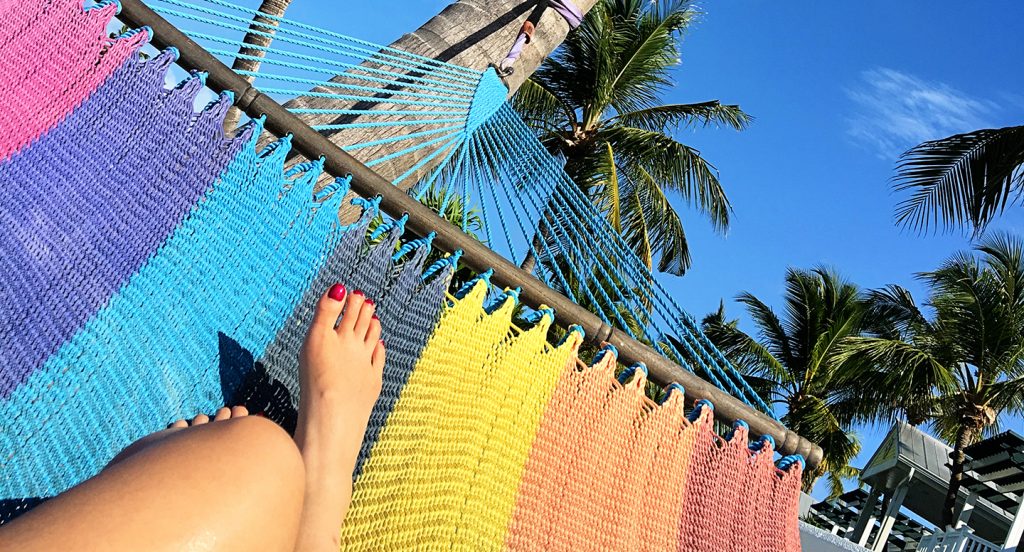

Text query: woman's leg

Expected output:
[0,282,385,551]
[0,415,305,551]
[292,284,385,552]
[104,405,250,468]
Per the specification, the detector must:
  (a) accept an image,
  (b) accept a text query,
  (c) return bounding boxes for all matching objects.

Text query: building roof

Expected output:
[960,431,1024,513]
[859,423,1014,543]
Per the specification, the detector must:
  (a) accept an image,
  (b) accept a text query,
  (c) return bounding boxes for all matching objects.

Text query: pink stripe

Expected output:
[0,0,145,160]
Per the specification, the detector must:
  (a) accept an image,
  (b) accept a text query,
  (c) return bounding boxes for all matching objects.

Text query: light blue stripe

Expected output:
[0,133,348,497]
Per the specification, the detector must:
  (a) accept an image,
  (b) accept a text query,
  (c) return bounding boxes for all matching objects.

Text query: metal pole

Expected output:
[117,0,823,469]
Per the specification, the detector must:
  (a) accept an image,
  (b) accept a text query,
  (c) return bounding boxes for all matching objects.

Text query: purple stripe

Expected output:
[0,50,247,397]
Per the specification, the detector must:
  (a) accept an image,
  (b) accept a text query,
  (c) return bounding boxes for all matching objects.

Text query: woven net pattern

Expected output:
[0,0,145,159]
[340,281,581,550]
[0,4,807,547]
[0,48,247,397]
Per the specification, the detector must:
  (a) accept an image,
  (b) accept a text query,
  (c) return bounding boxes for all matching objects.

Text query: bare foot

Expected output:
[107,406,250,468]
[169,405,250,428]
[293,283,385,552]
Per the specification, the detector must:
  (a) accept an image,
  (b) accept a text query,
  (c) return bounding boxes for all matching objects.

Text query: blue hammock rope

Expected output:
[131,0,777,416]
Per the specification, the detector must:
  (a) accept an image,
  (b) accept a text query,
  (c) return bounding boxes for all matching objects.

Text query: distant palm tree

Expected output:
[838,233,1024,527]
[513,0,750,275]
[893,125,1024,235]
[700,268,867,498]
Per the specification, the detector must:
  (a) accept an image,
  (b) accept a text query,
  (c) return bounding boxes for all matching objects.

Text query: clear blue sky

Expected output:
[291,1,1024,500]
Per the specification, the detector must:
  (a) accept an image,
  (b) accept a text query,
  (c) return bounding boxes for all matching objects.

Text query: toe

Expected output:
[372,339,386,372]
[338,289,366,333]
[214,407,231,421]
[171,419,188,429]
[192,413,210,425]
[231,405,249,418]
[310,283,347,333]
[366,314,382,344]
[353,298,376,339]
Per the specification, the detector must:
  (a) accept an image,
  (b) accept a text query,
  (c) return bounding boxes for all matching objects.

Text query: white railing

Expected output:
[917,527,1001,552]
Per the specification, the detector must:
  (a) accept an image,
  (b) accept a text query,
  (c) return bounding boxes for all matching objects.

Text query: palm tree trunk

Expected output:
[285,0,599,187]
[520,236,540,274]
[222,0,293,131]
[942,426,976,528]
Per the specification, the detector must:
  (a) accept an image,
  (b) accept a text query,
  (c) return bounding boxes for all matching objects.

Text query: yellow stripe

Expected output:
[341,281,579,550]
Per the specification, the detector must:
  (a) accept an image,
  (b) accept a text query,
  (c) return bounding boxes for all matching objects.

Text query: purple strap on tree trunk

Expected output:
[0,49,246,398]
[500,0,584,72]
[550,0,584,28]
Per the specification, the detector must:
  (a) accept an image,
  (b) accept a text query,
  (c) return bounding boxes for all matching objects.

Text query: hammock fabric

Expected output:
[0,3,804,550]
[342,281,803,551]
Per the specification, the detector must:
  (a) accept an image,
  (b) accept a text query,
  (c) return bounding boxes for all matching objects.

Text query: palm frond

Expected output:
[624,184,653,268]
[736,291,796,371]
[701,308,792,389]
[601,1,697,116]
[984,375,1024,413]
[512,78,576,135]
[608,101,751,132]
[600,142,622,231]
[835,337,955,405]
[602,125,731,231]
[893,125,1024,235]
[625,165,689,274]
[863,285,931,339]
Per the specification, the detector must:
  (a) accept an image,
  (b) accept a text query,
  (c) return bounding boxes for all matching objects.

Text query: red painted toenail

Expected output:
[328,283,345,301]
[365,298,375,307]
[352,289,364,297]
[372,313,379,320]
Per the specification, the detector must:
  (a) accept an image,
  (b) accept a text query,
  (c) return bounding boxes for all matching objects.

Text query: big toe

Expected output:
[310,283,347,333]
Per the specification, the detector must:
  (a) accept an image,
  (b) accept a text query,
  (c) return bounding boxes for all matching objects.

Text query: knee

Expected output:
[215,416,305,489]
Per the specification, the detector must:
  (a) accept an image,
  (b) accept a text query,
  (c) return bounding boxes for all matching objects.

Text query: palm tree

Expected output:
[893,125,1024,235]
[700,268,867,498]
[512,0,750,275]
[838,233,1024,527]
[285,0,600,185]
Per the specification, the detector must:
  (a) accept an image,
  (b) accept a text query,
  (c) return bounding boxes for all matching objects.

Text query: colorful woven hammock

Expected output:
[0,3,804,550]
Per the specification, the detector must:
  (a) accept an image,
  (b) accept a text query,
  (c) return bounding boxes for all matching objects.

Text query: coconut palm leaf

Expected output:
[608,101,751,132]
[603,125,731,232]
[735,292,797,371]
[700,305,792,393]
[694,269,873,491]
[894,125,1024,235]
[512,0,748,275]
[511,78,576,137]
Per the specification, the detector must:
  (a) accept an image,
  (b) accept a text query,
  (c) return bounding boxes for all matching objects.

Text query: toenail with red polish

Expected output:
[372,313,379,320]
[366,298,375,307]
[352,289,364,297]
[328,283,346,301]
